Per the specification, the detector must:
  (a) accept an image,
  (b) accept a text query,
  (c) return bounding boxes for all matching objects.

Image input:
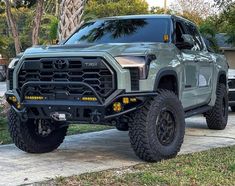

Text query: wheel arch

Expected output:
[217,71,227,87]
[154,69,179,96]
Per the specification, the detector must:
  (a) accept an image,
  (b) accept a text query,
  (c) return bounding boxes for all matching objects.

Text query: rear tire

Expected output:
[129,90,185,162]
[205,83,228,130]
[8,108,68,153]
[231,106,235,112]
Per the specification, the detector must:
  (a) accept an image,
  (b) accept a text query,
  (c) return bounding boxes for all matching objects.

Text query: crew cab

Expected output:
[6,15,228,162]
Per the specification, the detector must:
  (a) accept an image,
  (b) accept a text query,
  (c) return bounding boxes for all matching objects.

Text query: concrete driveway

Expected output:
[0,114,235,186]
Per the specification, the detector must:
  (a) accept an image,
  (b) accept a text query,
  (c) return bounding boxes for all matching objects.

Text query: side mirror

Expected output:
[182,34,195,45]
[176,34,195,50]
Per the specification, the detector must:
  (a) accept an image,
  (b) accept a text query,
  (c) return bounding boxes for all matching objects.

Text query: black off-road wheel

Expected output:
[205,83,228,130]
[129,90,185,162]
[8,108,68,153]
[231,106,235,112]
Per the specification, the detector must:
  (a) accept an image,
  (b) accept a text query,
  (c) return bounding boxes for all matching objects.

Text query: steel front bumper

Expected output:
[6,86,157,123]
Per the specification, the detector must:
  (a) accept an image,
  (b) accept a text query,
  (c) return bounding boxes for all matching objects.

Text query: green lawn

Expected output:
[0,116,11,144]
[67,124,114,136]
[45,146,235,186]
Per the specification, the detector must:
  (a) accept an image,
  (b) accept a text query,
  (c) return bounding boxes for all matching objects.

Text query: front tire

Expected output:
[8,108,68,153]
[205,83,228,130]
[129,90,185,162]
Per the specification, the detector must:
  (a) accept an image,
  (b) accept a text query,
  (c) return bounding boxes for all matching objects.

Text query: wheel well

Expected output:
[157,75,178,96]
[218,73,227,86]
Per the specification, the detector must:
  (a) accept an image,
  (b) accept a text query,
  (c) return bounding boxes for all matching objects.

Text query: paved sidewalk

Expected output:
[0,114,235,185]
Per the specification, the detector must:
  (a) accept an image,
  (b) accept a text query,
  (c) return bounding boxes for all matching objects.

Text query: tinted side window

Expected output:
[185,23,204,51]
[175,21,186,43]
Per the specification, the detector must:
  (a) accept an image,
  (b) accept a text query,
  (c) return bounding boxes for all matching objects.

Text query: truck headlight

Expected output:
[8,58,19,69]
[115,55,156,79]
[7,58,19,90]
[7,58,19,81]
[8,52,23,69]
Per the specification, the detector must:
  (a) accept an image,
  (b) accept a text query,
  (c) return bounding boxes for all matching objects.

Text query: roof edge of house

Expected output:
[220,47,235,51]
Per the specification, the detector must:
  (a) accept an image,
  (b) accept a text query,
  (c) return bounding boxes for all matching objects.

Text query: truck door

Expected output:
[175,20,198,109]
[184,22,213,105]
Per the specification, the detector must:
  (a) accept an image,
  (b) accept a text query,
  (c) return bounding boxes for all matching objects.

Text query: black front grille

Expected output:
[228,79,235,89]
[18,57,116,100]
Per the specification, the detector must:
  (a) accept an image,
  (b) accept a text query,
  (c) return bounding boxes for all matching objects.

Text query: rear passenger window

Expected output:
[185,23,204,51]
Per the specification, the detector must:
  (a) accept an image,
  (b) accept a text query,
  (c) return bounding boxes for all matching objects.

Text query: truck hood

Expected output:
[23,43,169,57]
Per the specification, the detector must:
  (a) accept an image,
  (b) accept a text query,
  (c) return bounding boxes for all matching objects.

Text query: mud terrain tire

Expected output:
[8,108,68,153]
[205,83,228,130]
[129,90,185,162]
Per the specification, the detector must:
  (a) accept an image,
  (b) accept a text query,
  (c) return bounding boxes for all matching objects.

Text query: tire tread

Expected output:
[205,83,228,130]
[8,108,67,153]
[129,90,185,162]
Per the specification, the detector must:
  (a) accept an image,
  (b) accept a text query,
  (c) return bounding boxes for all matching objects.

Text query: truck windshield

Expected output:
[65,18,171,44]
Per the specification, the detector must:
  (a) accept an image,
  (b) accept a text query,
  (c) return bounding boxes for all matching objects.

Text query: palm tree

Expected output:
[4,0,21,54]
[58,0,86,41]
[32,0,44,45]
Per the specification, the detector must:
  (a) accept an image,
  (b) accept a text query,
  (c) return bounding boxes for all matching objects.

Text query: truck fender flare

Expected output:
[217,70,227,87]
[153,68,179,94]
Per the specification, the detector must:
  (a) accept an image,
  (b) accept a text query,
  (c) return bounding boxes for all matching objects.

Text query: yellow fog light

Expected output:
[123,97,130,104]
[130,98,137,102]
[113,102,122,112]
[16,102,21,109]
[25,96,44,100]
[9,96,17,103]
[81,97,97,101]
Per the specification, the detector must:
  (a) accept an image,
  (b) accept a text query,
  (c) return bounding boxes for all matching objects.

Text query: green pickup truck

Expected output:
[5,15,228,162]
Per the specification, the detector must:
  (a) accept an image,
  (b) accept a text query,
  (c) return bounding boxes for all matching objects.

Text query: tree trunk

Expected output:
[58,0,86,41]
[4,0,21,55]
[55,0,59,17]
[32,0,44,45]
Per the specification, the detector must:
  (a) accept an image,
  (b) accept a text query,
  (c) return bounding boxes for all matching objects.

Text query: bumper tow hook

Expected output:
[50,112,68,121]
[91,110,101,123]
